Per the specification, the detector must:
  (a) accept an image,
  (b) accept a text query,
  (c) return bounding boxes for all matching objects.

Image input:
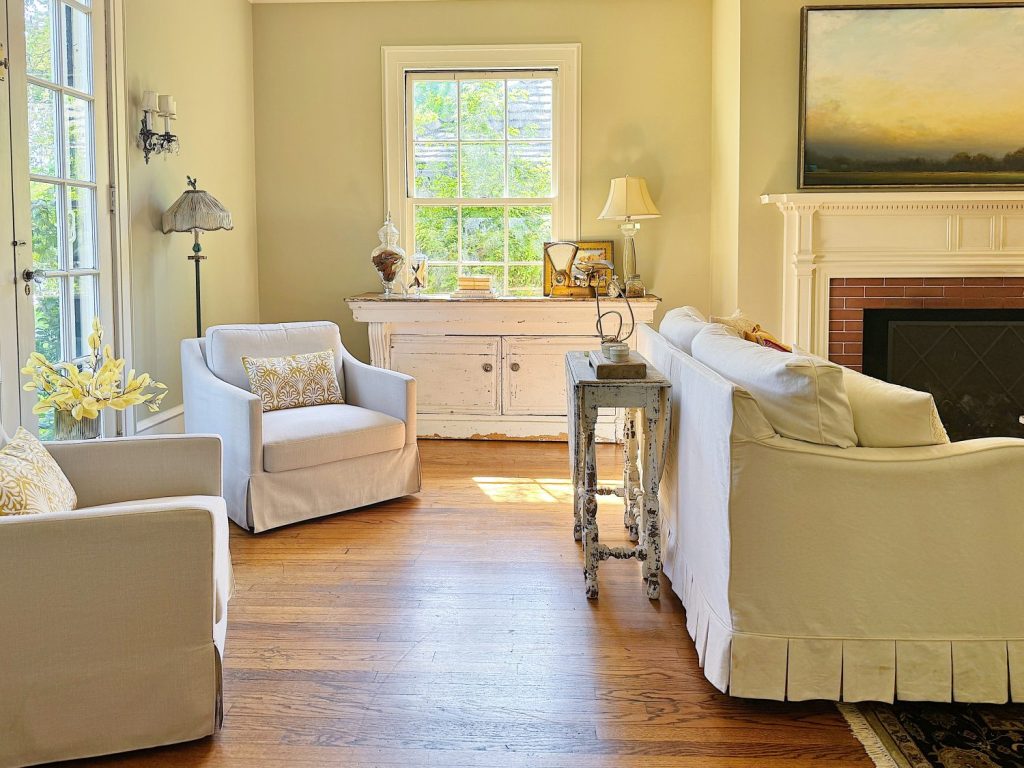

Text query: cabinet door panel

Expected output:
[390,335,500,414]
[503,336,602,416]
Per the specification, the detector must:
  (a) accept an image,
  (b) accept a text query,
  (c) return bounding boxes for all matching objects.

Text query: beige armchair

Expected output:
[181,321,421,532]
[0,434,231,768]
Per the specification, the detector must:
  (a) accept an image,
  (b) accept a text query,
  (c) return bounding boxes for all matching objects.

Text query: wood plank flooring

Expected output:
[64,440,869,767]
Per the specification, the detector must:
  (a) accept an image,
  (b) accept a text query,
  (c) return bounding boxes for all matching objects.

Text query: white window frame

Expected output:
[382,44,581,292]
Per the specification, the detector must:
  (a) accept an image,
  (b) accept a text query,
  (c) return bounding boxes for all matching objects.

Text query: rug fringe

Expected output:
[837,703,901,768]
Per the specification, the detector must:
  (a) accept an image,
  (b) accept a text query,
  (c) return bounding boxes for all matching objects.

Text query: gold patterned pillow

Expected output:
[241,349,345,413]
[0,427,77,516]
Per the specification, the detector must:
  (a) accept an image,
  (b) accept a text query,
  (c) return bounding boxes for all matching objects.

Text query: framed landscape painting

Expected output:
[800,3,1024,189]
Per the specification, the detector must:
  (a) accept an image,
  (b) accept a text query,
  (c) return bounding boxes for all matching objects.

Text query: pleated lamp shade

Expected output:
[161,187,234,234]
[598,176,661,221]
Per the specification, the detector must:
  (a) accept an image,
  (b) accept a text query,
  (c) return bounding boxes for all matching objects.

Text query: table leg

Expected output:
[622,408,641,541]
[640,403,663,600]
[571,387,584,542]
[580,398,600,599]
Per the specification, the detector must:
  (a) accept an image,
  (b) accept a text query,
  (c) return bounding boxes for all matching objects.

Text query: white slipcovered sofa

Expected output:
[182,321,420,532]
[0,434,231,768]
[638,319,1024,703]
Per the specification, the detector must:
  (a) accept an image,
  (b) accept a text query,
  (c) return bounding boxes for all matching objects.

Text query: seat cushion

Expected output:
[262,404,406,473]
[206,322,345,399]
[691,324,857,448]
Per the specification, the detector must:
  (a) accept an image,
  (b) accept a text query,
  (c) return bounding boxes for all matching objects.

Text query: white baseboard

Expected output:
[135,404,185,435]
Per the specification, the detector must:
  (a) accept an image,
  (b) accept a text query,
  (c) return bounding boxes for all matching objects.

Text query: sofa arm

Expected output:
[726,435,1024,639]
[0,500,228,767]
[46,434,222,509]
[343,351,416,444]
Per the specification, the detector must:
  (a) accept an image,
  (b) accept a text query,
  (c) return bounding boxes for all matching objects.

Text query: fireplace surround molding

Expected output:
[762,191,1024,357]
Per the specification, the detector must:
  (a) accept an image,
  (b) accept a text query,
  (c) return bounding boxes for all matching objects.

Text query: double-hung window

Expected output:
[384,46,580,297]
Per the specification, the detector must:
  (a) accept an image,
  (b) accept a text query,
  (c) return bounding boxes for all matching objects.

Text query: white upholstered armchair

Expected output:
[181,321,420,532]
[0,434,230,768]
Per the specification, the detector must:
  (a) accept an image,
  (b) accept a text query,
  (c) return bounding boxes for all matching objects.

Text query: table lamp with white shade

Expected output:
[598,175,661,298]
[161,176,233,337]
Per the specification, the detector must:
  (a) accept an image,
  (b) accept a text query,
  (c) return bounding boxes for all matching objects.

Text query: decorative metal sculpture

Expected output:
[576,261,636,362]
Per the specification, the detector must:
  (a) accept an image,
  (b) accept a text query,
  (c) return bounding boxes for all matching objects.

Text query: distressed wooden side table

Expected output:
[565,351,672,600]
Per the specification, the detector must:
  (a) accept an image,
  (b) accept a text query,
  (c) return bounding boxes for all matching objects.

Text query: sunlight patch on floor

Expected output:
[473,476,624,505]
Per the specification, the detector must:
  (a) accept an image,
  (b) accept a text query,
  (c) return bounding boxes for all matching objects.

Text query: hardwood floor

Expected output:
[66,440,869,767]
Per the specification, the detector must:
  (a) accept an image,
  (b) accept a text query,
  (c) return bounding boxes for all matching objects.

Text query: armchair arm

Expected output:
[46,434,222,508]
[182,338,263,475]
[342,350,416,444]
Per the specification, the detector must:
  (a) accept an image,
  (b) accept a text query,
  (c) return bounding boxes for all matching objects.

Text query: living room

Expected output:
[2,1,1023,766]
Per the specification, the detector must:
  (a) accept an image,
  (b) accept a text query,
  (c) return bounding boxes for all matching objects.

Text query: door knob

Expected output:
[482,363,493,373]
[22,269,44,285]
[510,362,521,372]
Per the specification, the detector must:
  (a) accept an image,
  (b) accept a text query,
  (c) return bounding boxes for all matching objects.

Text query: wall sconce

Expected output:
[137,90,180,164]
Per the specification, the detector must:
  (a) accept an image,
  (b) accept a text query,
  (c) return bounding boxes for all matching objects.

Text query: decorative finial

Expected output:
[187,176,197,191]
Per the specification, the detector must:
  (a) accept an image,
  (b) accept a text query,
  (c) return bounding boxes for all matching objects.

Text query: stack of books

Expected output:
[451,275,496,299]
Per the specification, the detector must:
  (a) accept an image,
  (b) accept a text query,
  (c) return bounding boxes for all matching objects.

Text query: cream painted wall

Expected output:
[252,0,711,362]
[124,0,260,415]
[710,0,739,316]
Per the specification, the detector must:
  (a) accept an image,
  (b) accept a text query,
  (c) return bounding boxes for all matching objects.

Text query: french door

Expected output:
[1,0,114,437]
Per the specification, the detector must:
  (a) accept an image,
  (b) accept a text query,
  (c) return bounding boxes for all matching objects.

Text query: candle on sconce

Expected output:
[158,94,176,116]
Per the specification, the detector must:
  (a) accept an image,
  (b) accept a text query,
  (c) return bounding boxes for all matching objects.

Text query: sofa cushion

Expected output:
[659,306,709,354]
[691,324,857,448]
[262,404,406,473]
[206,322,345,399]
[842,368,950,447]
[0,427,77,515]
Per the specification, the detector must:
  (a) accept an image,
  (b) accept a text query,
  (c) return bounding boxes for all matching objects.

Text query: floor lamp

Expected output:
[162,176,234,337]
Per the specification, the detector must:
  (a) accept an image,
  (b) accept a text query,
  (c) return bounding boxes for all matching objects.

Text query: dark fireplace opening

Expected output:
[862,308,1024,441]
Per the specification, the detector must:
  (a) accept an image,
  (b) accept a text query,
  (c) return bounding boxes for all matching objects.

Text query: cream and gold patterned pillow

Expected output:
[0,427,77,516]
[241,349,345,413]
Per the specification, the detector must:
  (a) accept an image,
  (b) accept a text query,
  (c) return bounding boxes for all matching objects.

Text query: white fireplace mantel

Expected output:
[762,191,1024,356]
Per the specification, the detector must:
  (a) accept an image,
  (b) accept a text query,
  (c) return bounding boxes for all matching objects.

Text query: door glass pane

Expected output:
[30,182,61,271]
[64,94,94,181]
[24,0,56,82]
[33,277,63,363]
[71,275,99,361]
[67,186,96,269]
[62,3,92,93]
[28,84,58,176]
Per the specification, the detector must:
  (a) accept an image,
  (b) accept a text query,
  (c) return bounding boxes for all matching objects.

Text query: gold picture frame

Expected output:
[543,240,615,297]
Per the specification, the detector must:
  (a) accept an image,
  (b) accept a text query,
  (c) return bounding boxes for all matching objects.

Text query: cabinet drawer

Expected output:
[390,335,500,415]
[502,336,602,416]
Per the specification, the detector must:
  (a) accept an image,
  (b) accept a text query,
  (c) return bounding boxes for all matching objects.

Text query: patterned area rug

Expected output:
[839,702,1024,768]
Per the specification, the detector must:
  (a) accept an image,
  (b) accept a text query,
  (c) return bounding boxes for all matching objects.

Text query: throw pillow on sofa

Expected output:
[659,306,711,354]
[691,324,857,448]
[842,368,950,448]
[0,427,77,515]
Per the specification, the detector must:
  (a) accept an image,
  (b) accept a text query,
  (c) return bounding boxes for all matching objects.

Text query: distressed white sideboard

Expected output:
[346,294,660,441]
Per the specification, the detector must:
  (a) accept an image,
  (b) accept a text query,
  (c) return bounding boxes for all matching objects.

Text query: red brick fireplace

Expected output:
[828,277,1024,371]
